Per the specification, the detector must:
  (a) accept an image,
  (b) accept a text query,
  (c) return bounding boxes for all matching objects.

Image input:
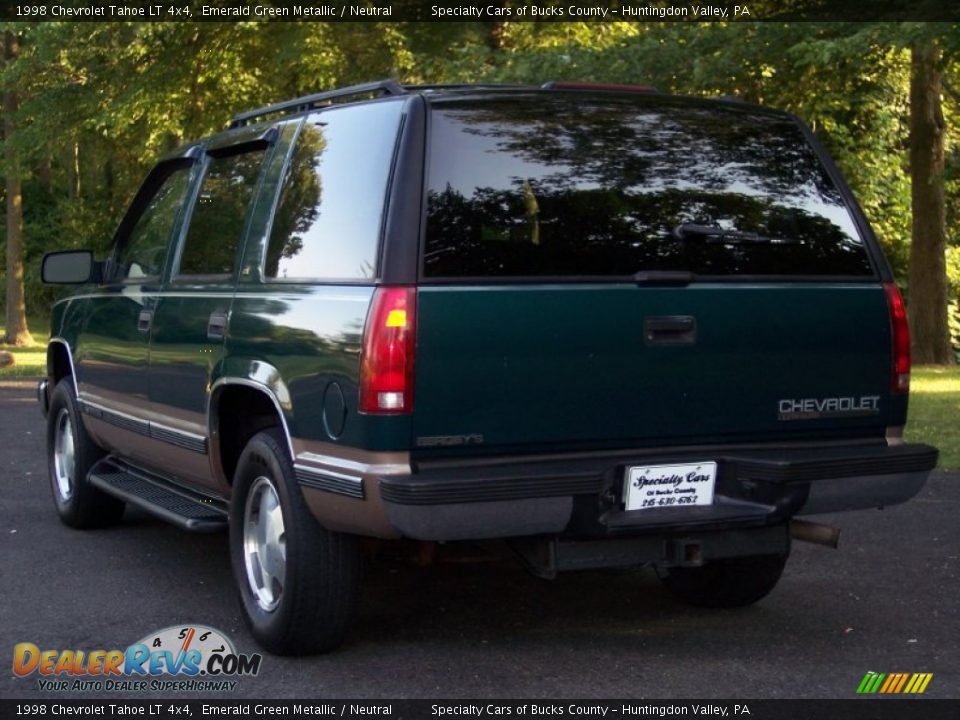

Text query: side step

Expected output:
[88,458,228,532]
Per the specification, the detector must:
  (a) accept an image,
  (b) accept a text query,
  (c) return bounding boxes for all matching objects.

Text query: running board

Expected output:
[87,458,228,532]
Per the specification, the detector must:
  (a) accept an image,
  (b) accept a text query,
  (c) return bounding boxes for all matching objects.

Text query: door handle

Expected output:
[207,311,229,341]
[645,316,696,346]
[137,310,153,335]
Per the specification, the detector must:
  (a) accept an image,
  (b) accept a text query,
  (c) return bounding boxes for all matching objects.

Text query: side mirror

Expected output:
[41,250,101,284]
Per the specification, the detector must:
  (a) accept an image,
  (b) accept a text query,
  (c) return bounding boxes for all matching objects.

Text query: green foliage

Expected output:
[0,20,959,324]
[0,20,417,316]
[417,22,943,287]
[946,246,960,358]
[412,21,959,352]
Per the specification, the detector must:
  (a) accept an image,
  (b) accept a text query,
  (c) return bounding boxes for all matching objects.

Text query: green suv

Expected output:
[39,80,938,654]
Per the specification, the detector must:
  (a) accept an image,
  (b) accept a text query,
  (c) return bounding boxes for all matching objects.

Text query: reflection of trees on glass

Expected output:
[266,126,325,277]
[428,185,866,277]
[179,149,266,276]
[116,167,191,279]
[424,96,873,278]
[263,102,404,281]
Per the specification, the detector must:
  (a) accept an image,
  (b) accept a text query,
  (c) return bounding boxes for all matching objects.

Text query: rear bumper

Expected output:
[378,441,938,541]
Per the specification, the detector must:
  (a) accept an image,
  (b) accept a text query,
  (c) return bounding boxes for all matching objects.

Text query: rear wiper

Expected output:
[672,223,800,245]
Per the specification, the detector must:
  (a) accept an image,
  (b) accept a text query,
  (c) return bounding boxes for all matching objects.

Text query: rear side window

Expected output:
[423,95,874,279]
[264,101,404,281]
[178,148,267,277]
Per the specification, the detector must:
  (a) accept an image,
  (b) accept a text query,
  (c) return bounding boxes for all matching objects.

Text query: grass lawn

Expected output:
[906,366,960,469]
[0,317,47,378]
[2,317,957,467]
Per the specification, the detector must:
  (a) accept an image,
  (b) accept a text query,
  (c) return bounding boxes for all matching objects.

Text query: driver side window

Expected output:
[114,162,193,282]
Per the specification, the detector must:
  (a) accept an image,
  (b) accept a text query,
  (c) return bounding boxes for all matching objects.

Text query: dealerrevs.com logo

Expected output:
[13,625,262,693]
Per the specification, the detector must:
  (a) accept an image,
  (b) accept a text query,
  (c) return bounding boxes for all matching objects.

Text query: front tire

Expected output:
[229,429,361,655]
[658,553,788,609]
[46,381,125,528]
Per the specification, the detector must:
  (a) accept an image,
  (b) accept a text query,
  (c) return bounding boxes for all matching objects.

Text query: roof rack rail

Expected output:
[541,81,659,93]
[403,83,531,92]
[228,79,407,129]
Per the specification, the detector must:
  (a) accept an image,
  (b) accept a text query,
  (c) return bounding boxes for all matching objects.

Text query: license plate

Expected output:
[624,462,717,511]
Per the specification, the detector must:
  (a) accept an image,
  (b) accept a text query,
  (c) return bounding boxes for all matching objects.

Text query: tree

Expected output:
[0,18,957,362]
[3,29,32,346]
[434,21,958,362]
[908,38,953,364]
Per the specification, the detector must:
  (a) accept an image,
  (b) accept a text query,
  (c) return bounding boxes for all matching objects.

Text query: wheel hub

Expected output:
[53,408,75,502]
[243,476,287,612]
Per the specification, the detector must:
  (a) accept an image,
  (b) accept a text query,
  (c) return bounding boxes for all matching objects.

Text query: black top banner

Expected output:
[2,700,960,720]
[2,0,959,23]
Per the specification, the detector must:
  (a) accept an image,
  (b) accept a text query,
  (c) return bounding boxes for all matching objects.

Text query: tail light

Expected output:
[359,286,416,414]
[884,282,910,394]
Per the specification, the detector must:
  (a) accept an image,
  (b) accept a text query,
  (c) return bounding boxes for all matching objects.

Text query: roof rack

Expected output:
[541,81,659,93]
[403,83,532,92]
[228,79,407,129]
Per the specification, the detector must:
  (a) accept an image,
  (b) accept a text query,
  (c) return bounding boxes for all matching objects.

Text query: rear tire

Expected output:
[46,381,125,528]
[658,553,788,609]
[229,429,361,655]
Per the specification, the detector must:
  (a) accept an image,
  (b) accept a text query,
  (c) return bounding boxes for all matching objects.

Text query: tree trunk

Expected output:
[3,31,33,347]
[486,21,506,52]
[907,40,953,365]
[67,141,80,199]
[36,157,52,193]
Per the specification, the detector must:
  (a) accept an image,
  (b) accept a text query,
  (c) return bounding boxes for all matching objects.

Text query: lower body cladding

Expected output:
[365,441,937,572]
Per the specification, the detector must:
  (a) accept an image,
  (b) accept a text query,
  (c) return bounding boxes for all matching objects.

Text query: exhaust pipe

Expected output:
[791,519,840,549]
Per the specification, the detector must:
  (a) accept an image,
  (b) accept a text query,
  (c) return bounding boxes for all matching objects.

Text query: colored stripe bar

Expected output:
[857,673,878,694]
[868,673,887,694]
[856,671,932,694]
[879,674,898,693]
[904,674,921,694]
[893,673,910,693]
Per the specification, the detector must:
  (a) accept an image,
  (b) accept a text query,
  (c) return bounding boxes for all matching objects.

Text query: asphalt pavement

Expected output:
[1,380,957,700]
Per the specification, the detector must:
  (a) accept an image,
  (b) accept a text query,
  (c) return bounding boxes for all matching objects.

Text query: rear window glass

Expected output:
[423,95,874,279]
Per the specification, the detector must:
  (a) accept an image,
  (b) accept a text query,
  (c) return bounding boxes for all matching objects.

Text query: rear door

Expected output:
[412,93,894,453]
[146,130,276,488]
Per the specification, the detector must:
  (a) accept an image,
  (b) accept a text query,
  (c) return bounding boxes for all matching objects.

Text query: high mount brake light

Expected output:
[359,287,416,414]
[884,282,910,394]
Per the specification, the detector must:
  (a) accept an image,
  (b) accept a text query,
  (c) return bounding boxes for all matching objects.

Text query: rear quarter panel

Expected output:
[224,284,411,451]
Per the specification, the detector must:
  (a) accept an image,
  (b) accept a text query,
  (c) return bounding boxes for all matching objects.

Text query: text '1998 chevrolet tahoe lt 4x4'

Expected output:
[39,80,938,654]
